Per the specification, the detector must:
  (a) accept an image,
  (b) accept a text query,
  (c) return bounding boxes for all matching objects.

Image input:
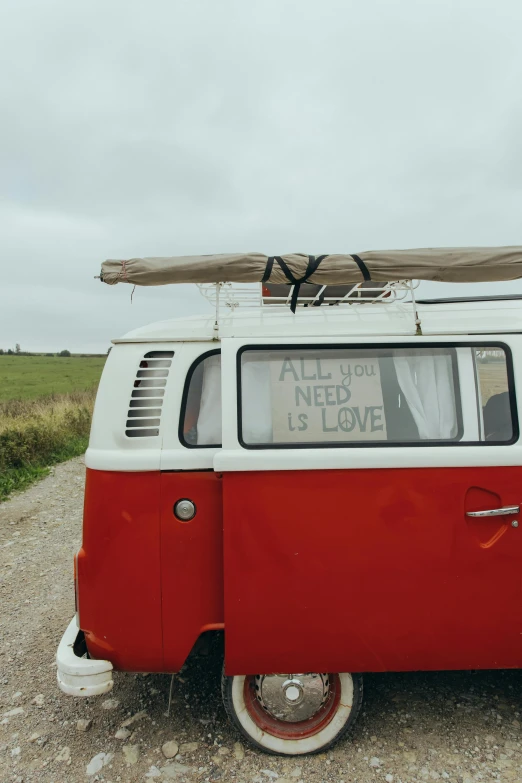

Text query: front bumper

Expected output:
[56,617,113,697]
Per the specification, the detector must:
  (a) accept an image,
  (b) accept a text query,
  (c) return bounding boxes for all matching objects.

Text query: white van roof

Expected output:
[113,296,522,343]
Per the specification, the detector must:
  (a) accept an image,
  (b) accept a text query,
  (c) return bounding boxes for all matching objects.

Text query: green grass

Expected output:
[0,435,90,501]
[0,463,52,499]
[0,355,106,401]
[0,392,96,501]
[0,355,105,500]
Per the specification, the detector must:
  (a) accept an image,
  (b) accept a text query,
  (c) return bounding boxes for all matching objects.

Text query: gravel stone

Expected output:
[114,727,131,740]
[161,761,193,778]
[162,740,179,758]
[233,741,245,760]
[101,697,120,710]
[2,707,24,718]
[120,708,148,727]
[179,741,199,753]
[55,745,71,762]
[86,751,114,775]
[122,743,140,764]
[76,718,92,732]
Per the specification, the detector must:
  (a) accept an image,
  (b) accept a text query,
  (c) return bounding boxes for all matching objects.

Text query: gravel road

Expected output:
[1,457,522,783]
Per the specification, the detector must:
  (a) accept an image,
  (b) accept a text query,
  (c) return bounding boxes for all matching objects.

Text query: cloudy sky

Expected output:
[1,0,522,353]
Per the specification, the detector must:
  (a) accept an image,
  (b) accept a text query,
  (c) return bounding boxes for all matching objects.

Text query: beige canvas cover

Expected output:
[101,247,522,287]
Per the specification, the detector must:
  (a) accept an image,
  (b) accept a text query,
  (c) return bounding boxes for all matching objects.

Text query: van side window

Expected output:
[180,352,222,447]
[239,345,516,448]
[476,349,513,442]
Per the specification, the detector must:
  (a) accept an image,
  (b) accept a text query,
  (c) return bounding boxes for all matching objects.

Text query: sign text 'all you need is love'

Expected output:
[270,354,387,443]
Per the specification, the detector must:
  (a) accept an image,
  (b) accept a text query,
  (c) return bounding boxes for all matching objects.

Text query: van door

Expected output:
[159,347,224,671]
[217,337,522,674]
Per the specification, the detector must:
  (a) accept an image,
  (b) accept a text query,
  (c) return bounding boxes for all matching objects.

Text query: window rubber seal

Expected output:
[178,348,222,449]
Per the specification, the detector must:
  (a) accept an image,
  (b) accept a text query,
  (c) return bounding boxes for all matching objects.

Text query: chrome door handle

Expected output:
[466,505,520,518]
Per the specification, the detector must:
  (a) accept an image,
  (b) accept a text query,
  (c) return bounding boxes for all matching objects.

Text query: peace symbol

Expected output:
[338,407,355,432]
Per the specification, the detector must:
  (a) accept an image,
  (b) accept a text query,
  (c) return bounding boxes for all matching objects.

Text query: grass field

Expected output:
[477,360,509,405]
[0,355,106,401]
[0,355,105,501]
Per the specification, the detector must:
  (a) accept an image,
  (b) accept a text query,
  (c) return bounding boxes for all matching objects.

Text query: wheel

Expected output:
[221,670,363,756]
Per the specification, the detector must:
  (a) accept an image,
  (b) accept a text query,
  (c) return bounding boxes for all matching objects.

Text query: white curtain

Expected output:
[241,359,273,444]
[393,350,457,440]
[196,355,274,446]
[196,355,222,445]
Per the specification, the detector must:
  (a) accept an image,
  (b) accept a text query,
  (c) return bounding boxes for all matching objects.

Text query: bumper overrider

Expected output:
[56,617,113,697]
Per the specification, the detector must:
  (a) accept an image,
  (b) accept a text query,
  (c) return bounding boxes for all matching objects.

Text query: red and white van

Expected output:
[57,280,521,755]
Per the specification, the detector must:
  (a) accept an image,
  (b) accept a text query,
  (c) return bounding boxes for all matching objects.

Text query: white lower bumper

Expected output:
[56,617,113,697]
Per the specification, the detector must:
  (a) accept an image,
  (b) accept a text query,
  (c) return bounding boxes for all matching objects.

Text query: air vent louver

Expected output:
[125,351,174,438]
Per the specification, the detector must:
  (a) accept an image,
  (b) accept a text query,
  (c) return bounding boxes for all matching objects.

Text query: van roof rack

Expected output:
[197,280,419,309]
[197,280,424,336]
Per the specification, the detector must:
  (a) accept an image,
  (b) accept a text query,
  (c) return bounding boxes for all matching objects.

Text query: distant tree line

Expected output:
[0,346,110,357]
[0,346,71,357]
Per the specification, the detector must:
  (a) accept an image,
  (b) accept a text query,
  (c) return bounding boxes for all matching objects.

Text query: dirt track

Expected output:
[1,458,522,783]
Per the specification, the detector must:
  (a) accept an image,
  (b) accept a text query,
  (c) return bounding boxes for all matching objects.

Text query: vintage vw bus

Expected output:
[57,249,522,755]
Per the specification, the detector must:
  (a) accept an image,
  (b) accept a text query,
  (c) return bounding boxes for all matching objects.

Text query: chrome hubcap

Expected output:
[254,673,330,722]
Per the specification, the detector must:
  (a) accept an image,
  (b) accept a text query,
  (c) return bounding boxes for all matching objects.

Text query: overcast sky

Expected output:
[1,0,522,353]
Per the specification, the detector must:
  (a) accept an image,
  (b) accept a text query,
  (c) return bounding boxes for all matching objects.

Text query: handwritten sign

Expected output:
[269,354,387,443]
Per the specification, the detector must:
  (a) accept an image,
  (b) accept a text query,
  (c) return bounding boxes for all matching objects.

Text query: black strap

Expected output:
[292,254,327,311]
[262,253,370,309]
[264,254,329,313]
[350,253,371,282]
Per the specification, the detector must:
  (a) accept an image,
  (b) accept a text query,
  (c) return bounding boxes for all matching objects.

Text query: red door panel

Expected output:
[79,469,164,671]
[160,472,223,671]
[223,467,522,675]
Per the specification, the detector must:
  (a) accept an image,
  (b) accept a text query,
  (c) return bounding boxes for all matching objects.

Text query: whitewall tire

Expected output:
[221,670,363,756]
